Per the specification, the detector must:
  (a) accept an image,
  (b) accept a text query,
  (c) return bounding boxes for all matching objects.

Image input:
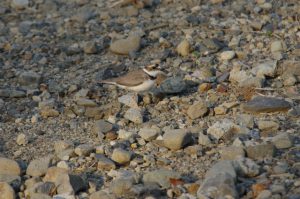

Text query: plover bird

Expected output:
[100,64,168,92]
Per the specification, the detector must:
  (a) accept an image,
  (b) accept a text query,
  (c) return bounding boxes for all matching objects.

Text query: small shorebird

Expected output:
[99,64,168,92]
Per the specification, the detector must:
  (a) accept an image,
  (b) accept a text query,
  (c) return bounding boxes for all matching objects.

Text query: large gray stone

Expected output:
[0,182,15,199]
[243,96,291,113]
[26,156,53,177]
[0,158,21,176]
[246,143,275,159]
[163,129,193,150]
[143,169,181,188]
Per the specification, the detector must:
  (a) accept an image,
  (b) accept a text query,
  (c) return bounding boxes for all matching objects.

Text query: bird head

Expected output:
[143,64,167,77]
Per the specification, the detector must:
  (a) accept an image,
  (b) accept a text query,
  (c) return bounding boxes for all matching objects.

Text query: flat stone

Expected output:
[118,94,139,108]
[26,156,53,177]
[220,146,245,160]
[40,108,59,118]
[158,77,186,94]
[124,108,143,124]
[74,144,94,156]
[187,100,208,119]
[30,193,52,199]
[271,40,284,53]
[110,35,141,55]
[207,120,238,141]
[272,133,293,149]
[90,191,115,199]
[139,127,160,141]
[96,154,116,171]
[110,178,134,197]
[243,96,291,113]
[237,114,254,128]
[257,120,279,134]
[111,148,132,165]
[163,129,193,150]
[246,143,275,159]
[11,0,29,10]
[176,39,190,56]
[76,98,97,107]
[205,160,237,179]
[93,120,113,134]
[0,158,21,176]
[143,169,181,188]
[0,182,15,199]
[220,50,235,60]
[18,71,41,89]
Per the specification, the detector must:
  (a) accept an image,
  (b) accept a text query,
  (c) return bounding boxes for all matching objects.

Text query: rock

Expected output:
[11,0,29,9]
[237,114,254,128]
[257,120,279,133]
[110,35,141,55]
[93,120,113,135]
[124,108,143,124]
[118,94,139,108]
[0,182,15,199]
[16,133,28,146]
[270,40,284,53]
[18,71,41,89]
[74,144,94,156]
[54,141,74,153]
[198,132,212,146]
[111,148,132,165]
[30,193,52,199]
[234,157,260,177]
[40,108,60,118]
[163,129,193,150]
[118,129,136,140]
[246,143,275,159]
[96,154,116,171]
[83,41,97,54]
[158,77,186,94]
[57,161,70,170]
[187,100,208,119]
[76,98,97,107]
[0,158,21,176]
[272,133,293,149]
[256,190,272,199]
[239,76,265,88]
[89,191,115,199]
[26,156,53,177]
[288,106,300,117]
[207,120,239,141]
[220,51,235,60]
[0,174,21,190]
[35,182,56,195]
[143,169,181,188]
[110,178,134,197]
[139,127,160,141]
[176,39,190,56]
[43,167,86,194]
[252,61,277,78]
[243,96,291,113]
[220,146,245,160]
[197,161,238,199]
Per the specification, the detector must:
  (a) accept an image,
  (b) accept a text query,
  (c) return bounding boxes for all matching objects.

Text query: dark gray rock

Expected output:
[243,96,291,113]
[158,77,186,94]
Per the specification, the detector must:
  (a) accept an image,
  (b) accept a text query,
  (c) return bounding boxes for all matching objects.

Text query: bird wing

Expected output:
[115,70,149,86]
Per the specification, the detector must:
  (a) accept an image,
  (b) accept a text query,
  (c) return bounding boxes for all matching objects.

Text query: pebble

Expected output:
[246,143,275,159]
[89,191,114,199]
[270,40,284,53]
[18,71,41,89]
[256,190,272,199]
[220,146,245,160]
[0,157,21,176]
[26,156,53,177]
[83,41,97,54]
[110,178,134,197]
[198,132,212,146]
[207,120,238,141]
[118,94,139,108]
[176,39,190,56]
[110,35,141,55]
[124,108,143,124]
[96,154,116,171]
[158,77,186,94]
[93,120,113,134]
[74,144,94,156]
[220,50,235,60]
[54,141,74,153]
[163,129,193,150]
[0,182,15,199]
[187,100,208,119]
[16,133,28,146]
[257,120,279,133]
[143,169,181,188]
[76,98,97,107]
[11,0,29,9]
[111,148,132,165]
[243,96,291,113]
[272,133,293,149]
[118,129,136,140]
[57,161,70,170]
[139,127,160,141]
[30,193,52,199]
[252,61,277,78]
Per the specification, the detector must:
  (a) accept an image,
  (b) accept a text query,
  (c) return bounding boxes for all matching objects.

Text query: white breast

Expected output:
[118,80,155,92]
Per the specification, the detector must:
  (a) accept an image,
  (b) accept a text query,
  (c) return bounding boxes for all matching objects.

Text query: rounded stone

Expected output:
[111,148,132,165]
[163,129,193,150]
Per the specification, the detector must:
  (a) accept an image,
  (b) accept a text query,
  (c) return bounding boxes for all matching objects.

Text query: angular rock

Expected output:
[74,144,94,156]
[205,160,237,179]
[0,158,21,176]
[220,146,245,160]
[252,61,277,78]
[16,133,28,146]
[76,98,97,107]
[257,120,279,133]
[124,108,143,124]
[110,35,141,55]
[198,132,212,146]
[90,191,115,199]
[96,154,116,171]
[246,143,275,159]
[163,129,193,150]
[0,182,15,199]
[93,120,113,135]
[110,178,134,197]
[187,100,208,119]
[158,77,186,94]
[118,94,139,108]
[118,129,136,140]
[234,157,260,177]
[138,127,160,141]
[243,96,291,113]
[207,120,239,141]
[54,141,74,153]
[83,41,97,54]
[143,169,181,188]
[30,193,52,199]
[111,148,132,165]
[176,39,190,56]
[220,51,235,60]
[26,156,53,177]
[272,133,293,149]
